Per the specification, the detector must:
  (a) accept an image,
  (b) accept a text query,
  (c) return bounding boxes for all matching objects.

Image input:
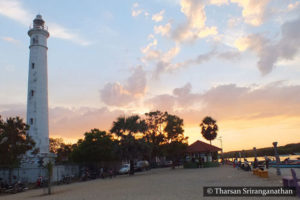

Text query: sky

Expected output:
[0,0,300,152]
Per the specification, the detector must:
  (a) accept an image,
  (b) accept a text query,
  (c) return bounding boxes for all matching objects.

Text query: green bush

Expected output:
[184,162,198,168]
[203,161,219,168]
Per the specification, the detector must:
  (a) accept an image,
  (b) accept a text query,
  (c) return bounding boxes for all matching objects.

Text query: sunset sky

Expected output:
[0,0,300,152]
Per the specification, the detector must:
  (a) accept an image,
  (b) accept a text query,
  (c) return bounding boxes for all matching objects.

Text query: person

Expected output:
[284,157,290,164]
[238,160,242,169]
[253,158,258,169]
[233,158,237,168]
[244,159,251,171]
[265,156,270,169]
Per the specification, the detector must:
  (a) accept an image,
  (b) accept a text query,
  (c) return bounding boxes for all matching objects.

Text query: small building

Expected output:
[186,140,222,162]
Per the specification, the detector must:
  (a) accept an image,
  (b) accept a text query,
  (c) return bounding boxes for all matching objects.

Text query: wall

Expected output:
[0,164,79,183]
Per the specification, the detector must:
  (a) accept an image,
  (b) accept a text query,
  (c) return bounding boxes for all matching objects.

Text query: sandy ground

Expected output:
[1,165,299,200]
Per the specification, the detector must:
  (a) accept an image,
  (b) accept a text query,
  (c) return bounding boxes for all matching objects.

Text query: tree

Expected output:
[163,114,188,169]
[49,138,73,163]
[56,143,73,163]
[110,115,148,174]
[0,116,37,183]
[144,111,168,161]
[49,138,64,154]
[200,116,218,145]
[71,129,118,165]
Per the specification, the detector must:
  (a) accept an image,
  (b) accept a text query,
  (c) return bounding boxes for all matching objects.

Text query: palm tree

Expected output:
[110,115,148,175]
[200,116,218,145]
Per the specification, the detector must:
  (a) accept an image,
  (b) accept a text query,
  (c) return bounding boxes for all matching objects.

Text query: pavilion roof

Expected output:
[187,140,222,153]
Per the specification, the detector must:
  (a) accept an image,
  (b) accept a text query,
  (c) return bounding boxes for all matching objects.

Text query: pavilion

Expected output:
[186,140,222,162]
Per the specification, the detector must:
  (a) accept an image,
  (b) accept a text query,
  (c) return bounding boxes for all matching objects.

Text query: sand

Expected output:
[1,165,299,200]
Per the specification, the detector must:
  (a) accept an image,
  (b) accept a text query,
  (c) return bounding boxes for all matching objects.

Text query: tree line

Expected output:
[0,111,190,172]
[0,111,221,175]
[52,111,188,173]
[223,143,300,158]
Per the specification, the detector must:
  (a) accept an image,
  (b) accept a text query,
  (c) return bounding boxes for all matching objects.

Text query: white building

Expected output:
[26,14,50,164]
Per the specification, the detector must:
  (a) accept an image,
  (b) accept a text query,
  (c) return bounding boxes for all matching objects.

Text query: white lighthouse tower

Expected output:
[26,14,50,161]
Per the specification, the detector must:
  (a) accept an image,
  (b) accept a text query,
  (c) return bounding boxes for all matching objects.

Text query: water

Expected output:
[224,155,300,162]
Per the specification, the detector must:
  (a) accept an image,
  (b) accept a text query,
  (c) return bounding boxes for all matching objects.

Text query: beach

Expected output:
[1,165,299,200]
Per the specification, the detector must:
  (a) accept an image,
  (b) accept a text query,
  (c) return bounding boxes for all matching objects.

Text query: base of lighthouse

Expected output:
[21,153,56,168]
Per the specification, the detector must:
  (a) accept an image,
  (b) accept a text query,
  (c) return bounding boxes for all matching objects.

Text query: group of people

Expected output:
[232,156,271,171]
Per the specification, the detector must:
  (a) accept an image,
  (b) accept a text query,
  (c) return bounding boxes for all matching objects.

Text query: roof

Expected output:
[187,140,222,153]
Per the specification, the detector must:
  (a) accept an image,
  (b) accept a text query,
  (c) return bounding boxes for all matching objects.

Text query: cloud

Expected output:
[141,35,180,65]
[100,66,147,107]
[288,1,300,11]
[0,0,31,25]
[131,2,149,18]
[217,51,241,60]
[230,0,270,26]
[172,0,218,42]
[0,104,26,118]
[1,36,19,44]
[145,81,300,125]
[100,83,135,107]
[152,47,240,78]
[141,36,158,55]
[0,0,90,46]
[234,15,300,75]
[124,66,147,96]
[153,48,219,77]
[152,10,165,22]
[154,22,172,36]
[209,0,229,6]
[49,106,124,140]
[200,82,300,120]
[0,104,124,141]
[48,23,91,46]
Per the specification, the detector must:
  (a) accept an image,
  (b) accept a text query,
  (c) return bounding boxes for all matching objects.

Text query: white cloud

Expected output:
[132,9,142,17]
[152,10,165,22]
[288,1,300,10]
[141,37,158,55]
[230,0,270,26]
[0,0,31,25]
[131,2,148,18]
[0,0,90,46]
[227,17,242,28]
[48,23,91,46]
[154,22,172,36]
[141,35,180,65]
[162,46,181,62]
[209,0,229,6]
[181,0,206,29]
[172,0,218,42]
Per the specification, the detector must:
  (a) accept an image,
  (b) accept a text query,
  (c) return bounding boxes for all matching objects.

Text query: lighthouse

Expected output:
[26,14,50,160]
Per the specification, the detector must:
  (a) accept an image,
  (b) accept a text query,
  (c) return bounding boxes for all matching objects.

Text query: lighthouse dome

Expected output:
[33,14,45,27]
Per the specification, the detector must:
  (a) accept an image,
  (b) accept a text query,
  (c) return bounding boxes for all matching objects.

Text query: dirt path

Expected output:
[1,166,298,200]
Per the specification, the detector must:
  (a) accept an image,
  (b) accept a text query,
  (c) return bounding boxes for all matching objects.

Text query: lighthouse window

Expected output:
[30,118,33,125]
[32,63,35,69]
[31,90,34,96]
[33,36,38,44]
